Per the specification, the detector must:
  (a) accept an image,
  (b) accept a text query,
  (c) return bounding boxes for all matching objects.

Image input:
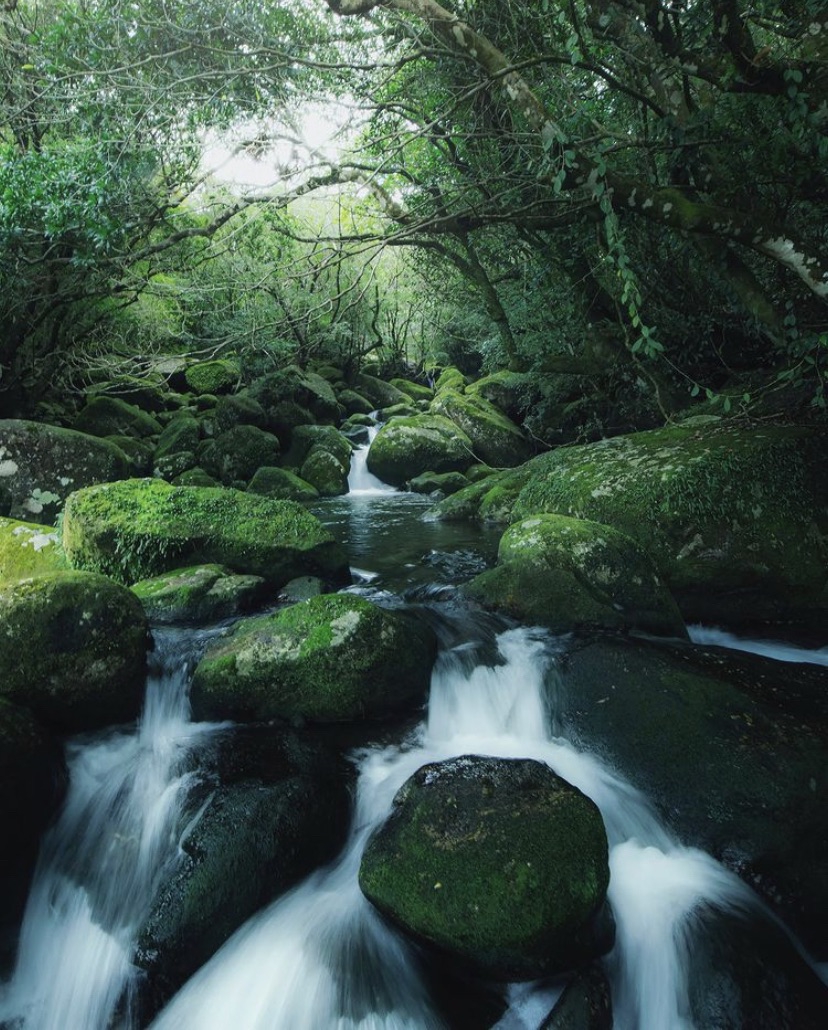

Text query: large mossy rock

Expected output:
[184,359,240,396]
[249,365,340,425]
[557,635,828,952]
[353,372,409,410]
[130,564,265,625]
[0,571,147,732]
[0,699,67,958]
[73,396,162,440]
[431,389,531,468]
[154,416,200,463]
[213,392,268,433]
[462,515,686,637]
[0,420,129,524]
[197,424,281,486]
[62,479,348,587]
[282,424,352,497]
[247,466,320,502]
[0,516,68,583]
[510,422,828,628]
[367,414,473,487]
[134,727,352,1017]
[359,756,612,980]
[389,378,434,403]
[190,594,437,723]
[466,371,538,422]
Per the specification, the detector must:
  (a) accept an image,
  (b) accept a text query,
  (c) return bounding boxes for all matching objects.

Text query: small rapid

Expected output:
[0,628,221,1030]
[347,423,398,496]
[151,625,765,1029]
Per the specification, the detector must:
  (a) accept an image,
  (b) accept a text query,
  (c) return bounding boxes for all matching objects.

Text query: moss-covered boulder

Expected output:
[153,451,197,482]
[105,435,154,476]
[197,424,281,486]
[154,416,200,462]
[213,392,267,433]
[463,515,686,637]
[510,423,828,629]
[0,420,129,524]
[408,471,470,496]
[62,479,348,587]
[337,388,374,417]
[367,415,473,487]
[435,367,467,393]
[353,372,409,410]
[171,468,218,488]
[131,564,265,625]
[282,424,352,497]
[557,635,828,952]
[359,756,612,979]
[0,516,68,583]
[247,466,320,502]
[467,371,538,422]
[431,389,531,468]
[377,401,418,421]
[190,594,437,723]
[390,378,434,403]
[184,359,240,396]
[134,727,352,1018]
[0,571,147,732]
[73,396,162,440]
[248,365,340,425]
[0,699,67,955]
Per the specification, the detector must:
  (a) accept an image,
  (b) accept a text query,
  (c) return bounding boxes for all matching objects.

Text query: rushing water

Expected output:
[347,424,398,496]
[2,466,825,1028]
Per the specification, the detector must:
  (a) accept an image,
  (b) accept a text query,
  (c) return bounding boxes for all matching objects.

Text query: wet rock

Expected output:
[431,389,531,468]
[190,594,437,724]
[282,424,352,497]
[462,514,686,638]
[134,727,352,1016]
[408,472,470,496]
[558,635,828,952]
[0,419,128,524]
[539,965,612,1029]
[130,564,266,625]
[62,479,348,587]
[247,466,319,502]
[359,755,612,980]
[0,571,147,732]
[367,415,473,487]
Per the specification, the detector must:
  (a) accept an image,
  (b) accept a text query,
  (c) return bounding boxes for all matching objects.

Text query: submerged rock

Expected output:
[130,564,266,625]
[558,635,828,952]
[359,755,612,980]
[462,514,686,637]
[134,727,352,1018]
[190,594,437,723]
[62,479,348,587]
[0,571,147,732]
[367,414,473,487]
[0,419,128,524]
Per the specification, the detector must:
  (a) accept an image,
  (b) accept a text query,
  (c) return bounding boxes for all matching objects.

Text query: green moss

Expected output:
[0,516,69,583]
[408,471,469,495]
[430,389,530,468]
[359,756,609,979]
[131,564,265,624]
[389,378,434,402]
[184,360,240,396]
[73,396,162,439]
[367,414,474,487]
[0,571,147,731]
[190,594,436,723]
[62,478,348,586]
[247,466,319,502]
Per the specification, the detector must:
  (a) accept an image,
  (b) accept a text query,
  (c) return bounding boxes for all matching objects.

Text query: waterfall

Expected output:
[347,423,397,495]
[0,628,220,1030]
[688,624,828,666]
[152,625,762,1029]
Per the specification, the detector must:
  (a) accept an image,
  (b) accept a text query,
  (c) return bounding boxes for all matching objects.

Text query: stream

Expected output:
[1,438,825,1028]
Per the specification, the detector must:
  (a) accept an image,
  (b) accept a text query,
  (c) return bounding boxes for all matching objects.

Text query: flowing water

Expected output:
[347,424,398,497]
[1,456,824,1028]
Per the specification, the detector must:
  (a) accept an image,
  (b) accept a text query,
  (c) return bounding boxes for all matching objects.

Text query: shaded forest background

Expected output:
[1,0,826,440]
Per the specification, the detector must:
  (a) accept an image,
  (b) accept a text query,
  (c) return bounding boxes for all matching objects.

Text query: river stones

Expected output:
[408,471,470,497]
[462,514,686,637]
[367,414,473,487]
[0,571,147,732]
[430,389,531,468]
[557,635,828,953]
[0,419,129,524]
[359,756,612,980]
[246,466,320,502]
[539,965,612,1029]
[130,564,266,625]
[508,422,828,631]
[190,594,437,724]
[135,727,352,1017]
[0,516,68,583]
[61,479,348,587]
[197,424,281,486]
[248,365,341,425]
[72,396,162,440]
[281,424,352,497]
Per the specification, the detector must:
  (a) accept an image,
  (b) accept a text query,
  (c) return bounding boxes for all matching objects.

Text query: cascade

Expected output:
[347,422,398,495]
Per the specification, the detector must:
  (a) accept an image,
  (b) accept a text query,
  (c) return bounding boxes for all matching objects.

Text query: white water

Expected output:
[0,629,220,1030]
[347,423,398,495]
[689,624,828,666]
[152,627,761,1030]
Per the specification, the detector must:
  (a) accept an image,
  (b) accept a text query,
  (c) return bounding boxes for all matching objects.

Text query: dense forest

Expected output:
[1,0,825,430]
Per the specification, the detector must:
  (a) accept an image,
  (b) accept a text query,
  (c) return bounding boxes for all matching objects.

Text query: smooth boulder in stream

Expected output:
[190,593,437,723]
[61,478,348,587]
[0,571,147,732]
[359,755,612,980]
